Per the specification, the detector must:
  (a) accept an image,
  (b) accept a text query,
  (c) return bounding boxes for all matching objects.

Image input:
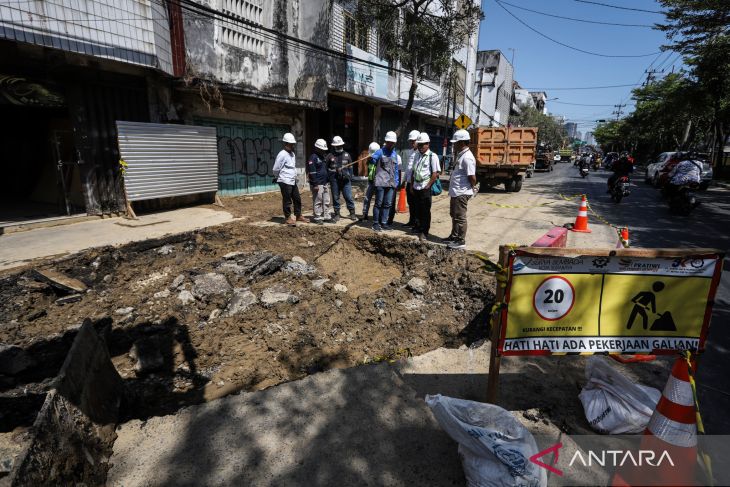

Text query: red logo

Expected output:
[529,442,564,476]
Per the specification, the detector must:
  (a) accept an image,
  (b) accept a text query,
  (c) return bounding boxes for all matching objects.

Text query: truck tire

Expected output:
[505,178,517,192]
[514,178,523,192]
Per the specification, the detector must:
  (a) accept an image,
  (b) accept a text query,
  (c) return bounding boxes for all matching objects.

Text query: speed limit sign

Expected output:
[533,276,575,321]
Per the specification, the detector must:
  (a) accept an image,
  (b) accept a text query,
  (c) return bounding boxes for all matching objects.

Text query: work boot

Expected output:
[360,214,369,221]
[348,210,358,221]
[296,215,309,223]
[331,211,340,223]
[285,215,296,226]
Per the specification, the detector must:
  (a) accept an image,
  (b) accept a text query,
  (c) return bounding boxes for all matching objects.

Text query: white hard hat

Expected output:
[331,135,345,146]
[450,129,470,143]
[368,142,381,155]
[408,130,421,141]
[384,131,397,143]
[314,139,328,151]
[282,133,296,144]
[416,132,430,144]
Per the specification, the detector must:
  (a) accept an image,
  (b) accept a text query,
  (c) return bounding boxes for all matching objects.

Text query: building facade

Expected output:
[0,0,481,222]
[473,50,514,127]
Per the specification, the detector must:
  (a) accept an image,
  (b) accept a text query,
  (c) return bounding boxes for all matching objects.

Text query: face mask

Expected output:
[335,147,343,153]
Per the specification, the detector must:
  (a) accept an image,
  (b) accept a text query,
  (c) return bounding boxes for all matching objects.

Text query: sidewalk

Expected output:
[0,207,235,271]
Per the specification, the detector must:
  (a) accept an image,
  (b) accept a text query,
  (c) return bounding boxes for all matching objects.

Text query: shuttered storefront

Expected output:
[195,118,290,196]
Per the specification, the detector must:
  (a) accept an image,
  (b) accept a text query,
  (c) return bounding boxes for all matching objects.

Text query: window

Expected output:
[220,0,265,55]
[344,11,369,52]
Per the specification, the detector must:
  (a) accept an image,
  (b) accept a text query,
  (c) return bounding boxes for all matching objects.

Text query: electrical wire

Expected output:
[499,1,653,27]
[551,100,617,106]
[494,0,661,58]
[523,83,640,90]
[572,0,664,14]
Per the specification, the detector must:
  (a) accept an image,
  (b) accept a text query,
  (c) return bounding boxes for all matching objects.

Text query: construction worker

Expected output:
[386,147,403,227]
[327,136,357,222]
[307,139,332,224]
[409,132,440,242]
[371,131,399,231]
[445,129,477,249]
[404,130,421,228]
[361,142,380,221]
[273,133,308,226]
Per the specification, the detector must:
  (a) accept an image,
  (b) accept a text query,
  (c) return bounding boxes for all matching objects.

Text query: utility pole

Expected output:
[643,68,663,86]
[613,103,626,120]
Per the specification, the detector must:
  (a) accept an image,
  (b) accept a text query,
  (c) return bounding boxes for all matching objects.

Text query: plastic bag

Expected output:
[425,394,547,487]
[578,356,661,434]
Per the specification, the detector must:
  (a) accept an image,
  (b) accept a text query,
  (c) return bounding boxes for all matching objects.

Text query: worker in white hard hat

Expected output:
[404,129,421,228]
[361,141,381,221]
[307,139,332,224]
[445,129,477,250]
[273,133,308,226]
[409,132,441,242]
[370,131,400,231]
[326,136,357,222]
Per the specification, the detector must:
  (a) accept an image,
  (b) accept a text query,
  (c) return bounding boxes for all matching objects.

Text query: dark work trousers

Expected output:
[412,188,433,236]
[278,182,302,218]
[450,195,470,241]
[406,183,418,226]
[387,188,399,225]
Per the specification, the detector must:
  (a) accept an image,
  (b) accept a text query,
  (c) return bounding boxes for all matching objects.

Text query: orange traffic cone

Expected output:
[571,195,592,233]
[616,227,630,248]
[397,187,408,213]
[612,357,699,487]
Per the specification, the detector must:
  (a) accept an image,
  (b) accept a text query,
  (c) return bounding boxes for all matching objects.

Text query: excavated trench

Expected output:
[0,223,495,480]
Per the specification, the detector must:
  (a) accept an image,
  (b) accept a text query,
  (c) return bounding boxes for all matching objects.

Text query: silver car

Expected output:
[645,152,677,186]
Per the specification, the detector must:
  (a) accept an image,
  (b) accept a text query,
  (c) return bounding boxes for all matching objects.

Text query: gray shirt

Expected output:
[273,149,297,185]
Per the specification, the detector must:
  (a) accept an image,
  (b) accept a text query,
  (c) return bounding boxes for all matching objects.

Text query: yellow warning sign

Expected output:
[454,113,472,130]
[500,251,722,355]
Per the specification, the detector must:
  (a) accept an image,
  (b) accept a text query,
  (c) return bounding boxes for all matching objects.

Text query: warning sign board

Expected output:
[454,113,472,130]
[499,249,723,356]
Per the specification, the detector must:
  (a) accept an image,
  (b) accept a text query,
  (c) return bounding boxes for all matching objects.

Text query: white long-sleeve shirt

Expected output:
[273,149,297,185]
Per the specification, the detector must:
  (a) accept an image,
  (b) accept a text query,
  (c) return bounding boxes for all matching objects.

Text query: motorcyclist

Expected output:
[665,152,702,198]
[607,154,633,192]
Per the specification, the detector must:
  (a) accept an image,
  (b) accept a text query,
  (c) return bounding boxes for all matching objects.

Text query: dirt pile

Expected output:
[0,224,494,427]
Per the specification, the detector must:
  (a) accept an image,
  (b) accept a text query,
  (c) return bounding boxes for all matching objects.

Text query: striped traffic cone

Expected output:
[612,357,698,486]
[571,195,592,233]
[397,187,408,213]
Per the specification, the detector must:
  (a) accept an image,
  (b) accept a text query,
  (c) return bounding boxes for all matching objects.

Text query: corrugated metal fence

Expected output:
[117,121,218,202]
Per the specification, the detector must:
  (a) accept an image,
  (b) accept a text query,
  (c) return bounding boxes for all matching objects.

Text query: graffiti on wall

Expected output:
[217,135,281,177]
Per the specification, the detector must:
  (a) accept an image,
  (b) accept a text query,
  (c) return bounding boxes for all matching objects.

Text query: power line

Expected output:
[572,0,664,14]
[523,83,639,90]
[494,0,661,58]
[499,1,653,27]
[551,100,617,106]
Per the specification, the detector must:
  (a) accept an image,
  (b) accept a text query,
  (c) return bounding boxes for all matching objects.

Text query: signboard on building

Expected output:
[346,45,388,100]
[498,248,723,356]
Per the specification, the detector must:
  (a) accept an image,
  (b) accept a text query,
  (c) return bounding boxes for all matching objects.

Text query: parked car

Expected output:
[699,160,713,190]
[645,152,678,186]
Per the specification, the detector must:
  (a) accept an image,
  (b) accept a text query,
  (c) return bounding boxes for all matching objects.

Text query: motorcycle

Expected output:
[580,166,589,178]
[610,176,631,203]
[668,183,699,215]
[592,160,601,171]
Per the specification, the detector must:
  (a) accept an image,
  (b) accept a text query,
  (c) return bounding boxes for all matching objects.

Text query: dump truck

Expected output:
[559,148,573,162]
[468,127,537,192]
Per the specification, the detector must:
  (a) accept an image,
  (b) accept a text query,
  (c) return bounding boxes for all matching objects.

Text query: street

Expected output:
[428,161,730,434]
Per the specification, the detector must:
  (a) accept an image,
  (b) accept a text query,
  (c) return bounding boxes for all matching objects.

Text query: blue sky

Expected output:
[477,0,680,132]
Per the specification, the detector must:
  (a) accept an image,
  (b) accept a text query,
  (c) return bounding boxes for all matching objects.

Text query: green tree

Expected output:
[657,0,730,164]
[355,0,482,135]
[594,120,628,152]
[510,106,568,149]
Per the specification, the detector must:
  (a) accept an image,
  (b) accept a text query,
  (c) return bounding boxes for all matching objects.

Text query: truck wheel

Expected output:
[505,179,517,192]
[514,179,523,192]
[526,171,532,179]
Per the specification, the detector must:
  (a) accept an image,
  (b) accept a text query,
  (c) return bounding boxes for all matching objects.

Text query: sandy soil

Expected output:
[0,223,494,422]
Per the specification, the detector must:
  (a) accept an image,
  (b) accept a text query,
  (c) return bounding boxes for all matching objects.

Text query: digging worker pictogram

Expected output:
[626,281,676,331]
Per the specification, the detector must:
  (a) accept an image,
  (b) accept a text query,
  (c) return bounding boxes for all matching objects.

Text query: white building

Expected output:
[473,50,514,127]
